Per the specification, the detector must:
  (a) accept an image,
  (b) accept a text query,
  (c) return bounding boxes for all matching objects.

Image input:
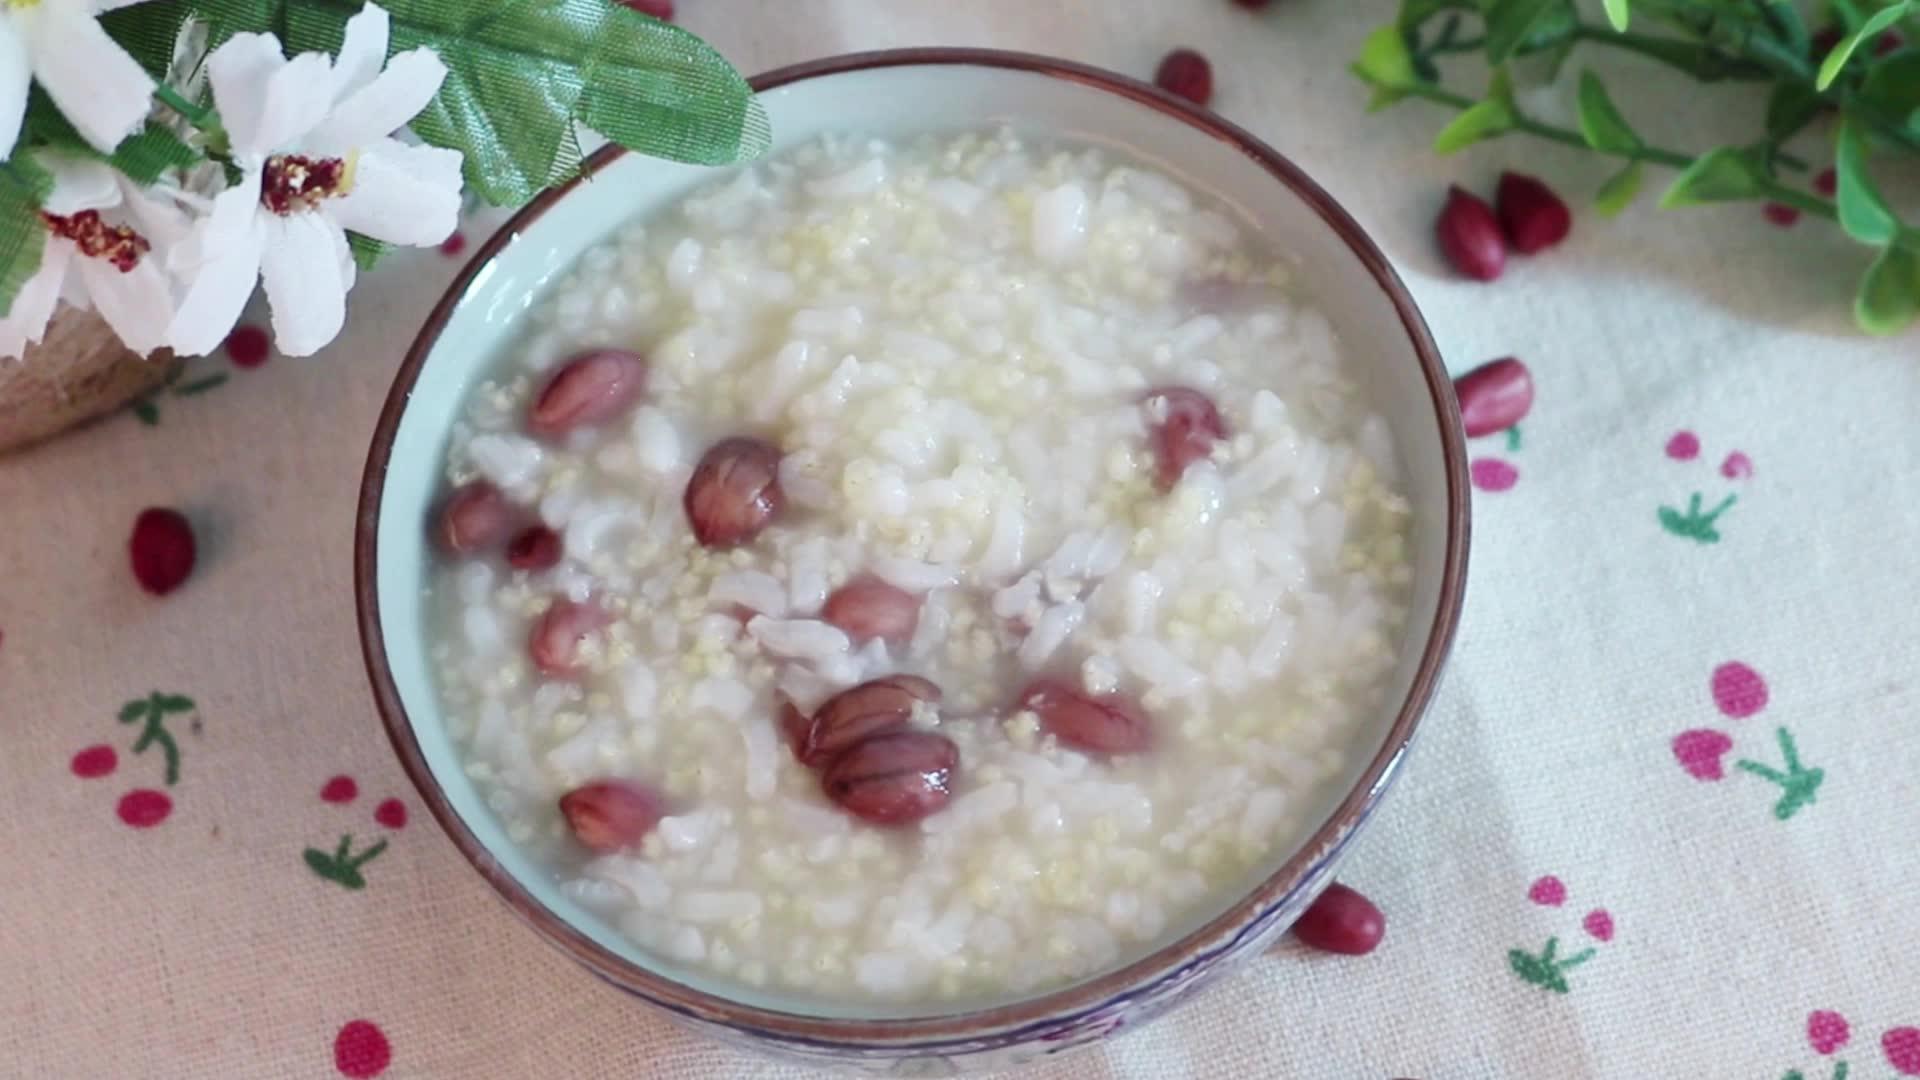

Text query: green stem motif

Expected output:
[118,691,194,787]
[1507,935,1596,994]
[1504,424,1523,452]
[303,834,391,891]
[1735,727,1824,820]
[1658,492,1738,543]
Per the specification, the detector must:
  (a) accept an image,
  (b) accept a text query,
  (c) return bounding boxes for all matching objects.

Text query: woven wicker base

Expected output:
[0,307,173,455]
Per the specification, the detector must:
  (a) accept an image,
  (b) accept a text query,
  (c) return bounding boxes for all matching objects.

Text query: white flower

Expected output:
[0,154,182,360]
[167,4,463,357]
[0,0,157,158]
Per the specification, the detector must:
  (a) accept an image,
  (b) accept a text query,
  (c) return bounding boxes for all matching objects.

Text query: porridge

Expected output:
[427,128,1412,1003]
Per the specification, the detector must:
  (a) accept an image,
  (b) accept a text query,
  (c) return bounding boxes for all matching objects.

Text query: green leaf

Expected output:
[119,700,149,722]
[1352,24,1419,89]
[1484,0,1563,62]
[131,400,162,426]
[347,232,389,271]
[0,155,51,320]
[23,87,203,183]
[1398,0,1476,32]
[157,694,196,712]
[99,3,193,78]
[1603,0,1629,32]
[1433,99,1516,154]
[190,0,771,207]
[1764,81,1824,141]
[1816,2,1911,89]
[1658,147,1767,208]
[1759,0,1810,57]
[1861,53,1920,121]
[1836,120,1899,245]
[1855,245,1920,335]
[1595,161,1643,216]
[1576,71,1642,152]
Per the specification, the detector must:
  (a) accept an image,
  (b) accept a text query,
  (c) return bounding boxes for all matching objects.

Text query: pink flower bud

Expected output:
[1437,185,1506,281]
[1496,172,1572,255]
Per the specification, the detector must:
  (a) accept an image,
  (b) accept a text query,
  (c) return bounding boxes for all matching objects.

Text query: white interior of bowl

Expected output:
[375,59,1453,1020]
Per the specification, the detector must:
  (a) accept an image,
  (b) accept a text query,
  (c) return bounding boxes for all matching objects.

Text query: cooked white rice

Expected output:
[430,128,1411,1003]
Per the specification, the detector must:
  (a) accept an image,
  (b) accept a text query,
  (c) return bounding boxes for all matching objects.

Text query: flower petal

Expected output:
[40,153,122,216]
[260,212,347,356]
[206,33,285,158]
[208,34,333,157]
[76,256,172,356]
[330,3,392,105]
[327,141,462,246]
[167,187,266,356]
[0,21,29,161]
[24,3,157,152]
[0,241,69,360]
[305,49,448,154]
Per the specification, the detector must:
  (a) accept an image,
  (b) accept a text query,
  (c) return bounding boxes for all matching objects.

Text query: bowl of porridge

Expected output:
[357,48,1467,1072]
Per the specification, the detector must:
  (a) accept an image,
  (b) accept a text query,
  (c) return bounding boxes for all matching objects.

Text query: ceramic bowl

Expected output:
[357,48,1469,1075]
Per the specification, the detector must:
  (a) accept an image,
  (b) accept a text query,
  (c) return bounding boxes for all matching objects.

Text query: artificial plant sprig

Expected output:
[0,0,767,362]
[1355,0,1920,335]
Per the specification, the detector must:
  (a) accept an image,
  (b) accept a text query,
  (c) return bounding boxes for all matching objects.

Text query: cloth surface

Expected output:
[3,2,1917,1077]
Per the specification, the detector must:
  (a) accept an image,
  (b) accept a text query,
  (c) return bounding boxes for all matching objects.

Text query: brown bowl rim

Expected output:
[356,46,1469,1048]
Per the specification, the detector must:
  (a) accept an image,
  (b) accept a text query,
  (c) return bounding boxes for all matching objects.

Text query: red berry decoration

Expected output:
[1452,357,1533,438]
[1291,882,1385,955]
[129,507,197,596]
[71,745,118,779]
[320,775,358,803]
[1154,49,1214,106]
[1436,185,1506,281]
[225,324,270,368]
[1814,167,1837,197]
[116,788,172,828]
[438,231,467,257]
[620,0,673,18]
[374,798,408,830]
[1762,202,1800,227]
[1495,172,1571,255]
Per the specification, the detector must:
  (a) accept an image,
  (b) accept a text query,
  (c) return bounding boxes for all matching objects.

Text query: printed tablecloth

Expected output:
[4,2,1917,1077]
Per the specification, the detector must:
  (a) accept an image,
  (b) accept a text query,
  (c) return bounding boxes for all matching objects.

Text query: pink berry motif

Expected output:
[1659,430,1751,544]
[304,776,407,890]
[1509,874,1615,994]
[1453,357,1533,494]
[1672,661,1823,821]
[1781,1010,1920,1080]
[333,1019,392,1078]
[70,692,198,829]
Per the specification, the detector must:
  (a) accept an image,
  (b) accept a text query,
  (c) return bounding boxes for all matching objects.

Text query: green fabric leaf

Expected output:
[1836,119,1899,246]
[1658,147,1767,208]
[0,156,51,320]
[1602,0,1629,32]
[347,231,389,271]
[1352,25,1419,90]
[1576,70,1642,152]
[1855,245,1920,335]
[99,3,194,78]
[1594,161,1643,217]
[1759,0,1810,57]
[1861,52,1920,122]
[111,126,206,185]
[1483,0,1563,63]
[1764,81,1824,141]
[1433,99,1515,154]
[1397,0,1476,32]
[23,86,203,182]
[1817,2,1911,89]
[188,0,770,206]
